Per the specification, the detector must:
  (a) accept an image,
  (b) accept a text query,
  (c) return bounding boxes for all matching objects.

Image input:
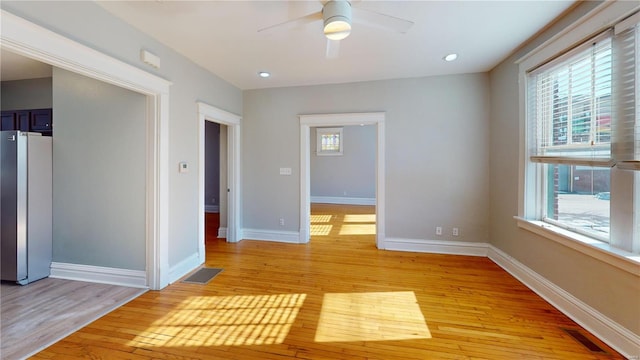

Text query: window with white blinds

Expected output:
[523,10,639,251]
[528,31,614,167]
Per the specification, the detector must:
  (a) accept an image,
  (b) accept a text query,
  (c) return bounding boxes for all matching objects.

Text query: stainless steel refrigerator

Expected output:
[1,131,52,285]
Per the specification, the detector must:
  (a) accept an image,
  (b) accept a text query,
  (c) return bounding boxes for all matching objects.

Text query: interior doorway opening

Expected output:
[204,121,228,239]
[299,112,386,248]
[197,102,241,264]
[309,124,377,244]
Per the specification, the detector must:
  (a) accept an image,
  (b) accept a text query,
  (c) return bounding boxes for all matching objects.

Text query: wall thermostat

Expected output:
[179,161,188,173]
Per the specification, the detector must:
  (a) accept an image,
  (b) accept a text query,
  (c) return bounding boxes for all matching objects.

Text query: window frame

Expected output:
[528,33,614,242]
[516,1,640,275]
[316,127,344,156]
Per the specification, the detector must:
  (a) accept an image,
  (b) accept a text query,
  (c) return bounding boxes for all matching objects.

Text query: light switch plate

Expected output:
[279,167,292,175]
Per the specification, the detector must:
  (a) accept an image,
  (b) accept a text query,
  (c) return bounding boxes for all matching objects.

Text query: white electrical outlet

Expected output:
[453,227,459,236]
[436,226,442,235]
[279,218,285,226]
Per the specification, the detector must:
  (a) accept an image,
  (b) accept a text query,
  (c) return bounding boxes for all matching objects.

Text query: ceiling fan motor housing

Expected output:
[323,0,352,40]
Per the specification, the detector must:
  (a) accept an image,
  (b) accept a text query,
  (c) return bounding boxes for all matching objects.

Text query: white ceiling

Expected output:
[96,0,576,90]
[0,1,575,88]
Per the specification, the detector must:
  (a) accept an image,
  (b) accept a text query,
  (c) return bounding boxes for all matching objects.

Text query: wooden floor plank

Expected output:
[24,204,625,359]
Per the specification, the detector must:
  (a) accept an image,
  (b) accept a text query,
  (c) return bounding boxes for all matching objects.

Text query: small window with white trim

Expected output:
[316,127,343,156]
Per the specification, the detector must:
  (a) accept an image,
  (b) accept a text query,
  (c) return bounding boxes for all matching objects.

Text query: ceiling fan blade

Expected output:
[352,7,414,34]
[257,11,322,33]
[325,39,341,59]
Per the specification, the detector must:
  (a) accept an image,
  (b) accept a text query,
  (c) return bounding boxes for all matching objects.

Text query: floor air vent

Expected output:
[181,267,223,284]
[562,328,607,354]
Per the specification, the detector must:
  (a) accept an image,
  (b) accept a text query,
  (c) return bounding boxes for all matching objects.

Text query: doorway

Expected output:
[204,121,232,242]
[309,124,377,244]
[299,112,386,248]
[197,102,241,263]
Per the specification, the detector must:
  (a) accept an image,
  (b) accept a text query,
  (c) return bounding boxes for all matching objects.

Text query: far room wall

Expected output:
[242,73,490,243]
[310,125,376,204]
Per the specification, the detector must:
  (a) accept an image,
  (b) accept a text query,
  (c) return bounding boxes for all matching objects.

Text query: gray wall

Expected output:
[1,77,52,110]
[205,121,220,209]
[488,1,639,334]
[243,74,490,242]
[310,125,376,200]
[52,68,146,269]
[2,1,243,269]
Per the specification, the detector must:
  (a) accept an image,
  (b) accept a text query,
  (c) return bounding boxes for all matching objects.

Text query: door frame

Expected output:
[299,112,385,248]
[198,102,242,260]
[1,10,172,290]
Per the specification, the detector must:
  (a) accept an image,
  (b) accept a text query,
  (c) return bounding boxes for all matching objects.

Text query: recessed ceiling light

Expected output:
[444,53,458,62]
[258,71,271,78]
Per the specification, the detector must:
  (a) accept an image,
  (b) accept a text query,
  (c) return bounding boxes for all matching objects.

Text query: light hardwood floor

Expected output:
[31,204,623,359]
[1,278,146,359]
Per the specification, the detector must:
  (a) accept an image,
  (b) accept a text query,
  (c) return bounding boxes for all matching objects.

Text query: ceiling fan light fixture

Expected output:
[323,0,352,41]
[324,20,351,40]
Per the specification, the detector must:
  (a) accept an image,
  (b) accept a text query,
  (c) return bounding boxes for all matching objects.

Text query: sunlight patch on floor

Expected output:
[344,214,376,223]
[127,293,306,347]
[310,214,332,223]
[314,291,431,342]
[338,224,376,235]
[311,224,333,236]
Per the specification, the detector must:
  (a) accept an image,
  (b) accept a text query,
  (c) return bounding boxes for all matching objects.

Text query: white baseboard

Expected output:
[168,253,202,284]
[487,245,640,359]
[50,262,147,288]
[242,229,301,243]
[205,205,220,213]
[384,238,489,257]
[218,227,227,239]
[311,196,376,206]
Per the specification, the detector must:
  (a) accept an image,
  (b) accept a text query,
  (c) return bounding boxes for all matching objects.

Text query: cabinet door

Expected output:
[1,111,16,130]
[30,109,53,134]
[17,111,30,132]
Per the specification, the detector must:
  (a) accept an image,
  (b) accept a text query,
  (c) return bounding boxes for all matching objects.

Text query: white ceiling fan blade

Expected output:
[352,7,414,34]
[257,11,322,33]
[326,39,341,59]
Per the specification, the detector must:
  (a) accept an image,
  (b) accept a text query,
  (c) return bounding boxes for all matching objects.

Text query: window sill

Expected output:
[514,216,640,276]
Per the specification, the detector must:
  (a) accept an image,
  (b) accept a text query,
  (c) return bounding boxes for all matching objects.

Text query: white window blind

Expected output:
[528,31,614,167]
[613,13,640,171]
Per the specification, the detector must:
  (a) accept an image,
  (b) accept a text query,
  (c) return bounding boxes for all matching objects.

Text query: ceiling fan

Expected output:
[258,0,414,59]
